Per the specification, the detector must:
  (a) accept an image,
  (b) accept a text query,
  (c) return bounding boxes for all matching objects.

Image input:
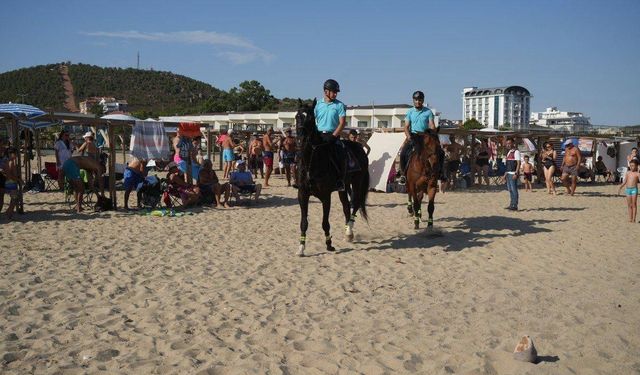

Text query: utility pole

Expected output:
[371,101,375,128]
[137,51,140,69]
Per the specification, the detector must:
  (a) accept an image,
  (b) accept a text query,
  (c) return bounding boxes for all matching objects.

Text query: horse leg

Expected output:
[413,191,423,229]
[321,195,336,252]
[297,190,310,257]
[406,178,414,216]
[339,190,354,242]
[426,183,437,229]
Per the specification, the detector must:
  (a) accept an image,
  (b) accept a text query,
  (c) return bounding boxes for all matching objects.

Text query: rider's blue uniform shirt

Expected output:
[405,107,434,133]
[315,99,346,132]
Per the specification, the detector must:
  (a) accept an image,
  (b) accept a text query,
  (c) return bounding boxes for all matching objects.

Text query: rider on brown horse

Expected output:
[399,91,438,174]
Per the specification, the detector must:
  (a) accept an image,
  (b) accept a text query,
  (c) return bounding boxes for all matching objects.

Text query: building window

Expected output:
[357,121,368,128]
[377,120,388,128]
[220,125,229,131]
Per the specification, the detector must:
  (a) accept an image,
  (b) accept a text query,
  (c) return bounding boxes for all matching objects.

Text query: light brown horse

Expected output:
[405,130,441,229]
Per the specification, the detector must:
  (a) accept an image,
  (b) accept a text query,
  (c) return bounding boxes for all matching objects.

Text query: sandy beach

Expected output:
[1,175,638,374]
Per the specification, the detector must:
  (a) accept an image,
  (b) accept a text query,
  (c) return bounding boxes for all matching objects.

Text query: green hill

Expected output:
[0,64,66,110]
[0,63,305,117]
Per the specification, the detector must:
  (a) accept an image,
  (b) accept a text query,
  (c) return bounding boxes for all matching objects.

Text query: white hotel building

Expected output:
[160,104,440,131]
[529,107,592,132]
[462,86,532,130]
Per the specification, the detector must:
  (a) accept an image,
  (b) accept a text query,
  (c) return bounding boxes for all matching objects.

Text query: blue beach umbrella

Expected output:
[0,103,46,120]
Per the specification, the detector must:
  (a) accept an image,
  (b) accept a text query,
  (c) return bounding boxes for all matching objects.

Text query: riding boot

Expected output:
[399,142,408,176]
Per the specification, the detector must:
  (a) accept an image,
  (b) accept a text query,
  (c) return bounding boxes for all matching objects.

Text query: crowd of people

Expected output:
[1,79,639,223]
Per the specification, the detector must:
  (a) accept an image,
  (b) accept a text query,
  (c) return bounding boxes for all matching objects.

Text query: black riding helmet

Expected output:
[323,79,340,92]
[412,91,425,100]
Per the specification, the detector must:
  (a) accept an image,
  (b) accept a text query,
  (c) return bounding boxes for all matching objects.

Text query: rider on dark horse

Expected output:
[314,79,347,191]
[399,91,440,175]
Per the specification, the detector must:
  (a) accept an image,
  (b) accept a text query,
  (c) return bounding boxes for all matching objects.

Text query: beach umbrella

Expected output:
[0,103,46,120]
[0,103,48,214]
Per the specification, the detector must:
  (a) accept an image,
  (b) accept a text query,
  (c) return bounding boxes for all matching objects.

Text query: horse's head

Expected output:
[296,99,317,137]
[295,98,317,140]
[419,129,441,155]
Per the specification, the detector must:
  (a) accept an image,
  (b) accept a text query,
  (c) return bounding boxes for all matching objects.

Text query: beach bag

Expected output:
[25,173,44,192]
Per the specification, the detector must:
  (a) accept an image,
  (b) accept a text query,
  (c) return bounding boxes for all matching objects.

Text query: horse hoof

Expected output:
[297,245,305,257]
[327,246,336,252]
[345,234,354,242]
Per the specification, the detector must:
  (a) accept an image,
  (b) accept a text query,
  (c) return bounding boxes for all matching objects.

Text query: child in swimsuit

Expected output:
[618,159,640,223]
[521,155,534,192]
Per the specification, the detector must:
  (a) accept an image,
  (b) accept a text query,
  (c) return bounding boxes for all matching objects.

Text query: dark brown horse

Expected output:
[405,131,441,229]
[295,99,370,256]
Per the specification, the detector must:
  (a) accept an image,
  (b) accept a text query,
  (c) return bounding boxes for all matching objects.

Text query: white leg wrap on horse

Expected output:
[297,244,305,257]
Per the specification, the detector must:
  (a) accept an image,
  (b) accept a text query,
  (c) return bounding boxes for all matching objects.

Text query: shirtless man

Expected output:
[124,157,146,210]
[221,129,236,179]
[61,156,106,213]
[262,127,274,187]
[560,140,582,196]
[248,135,264,179]
[446,135,465,190]
[281,129,297,186]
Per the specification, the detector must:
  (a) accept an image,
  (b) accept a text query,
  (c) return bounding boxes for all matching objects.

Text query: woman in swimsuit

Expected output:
[474,139,490,186]
[541,142,558,195]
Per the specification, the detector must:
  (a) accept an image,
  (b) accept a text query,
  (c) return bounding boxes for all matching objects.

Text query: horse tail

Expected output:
[359,164,369,222]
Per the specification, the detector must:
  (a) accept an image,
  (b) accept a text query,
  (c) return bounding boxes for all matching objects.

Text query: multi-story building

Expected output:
[462,86,532,130]
[79,97,128,114]
[160,104,441,131]
[529,107,592,132]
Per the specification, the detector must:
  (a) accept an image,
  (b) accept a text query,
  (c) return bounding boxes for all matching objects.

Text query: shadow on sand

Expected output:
[334,215,567,254]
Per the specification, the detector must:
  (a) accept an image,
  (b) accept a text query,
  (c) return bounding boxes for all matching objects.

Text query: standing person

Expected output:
[348,129,371,155]
[618,159,640,222]
[281,128,298,186]
[248,135,264,179]
[262,127,274,187]
[221,129,236,179]
[399,91,436,176]
[2,147,23,221]
[502,138,521,211]
[627,147,640,167]
[54,130,73,190]
[560,140,582,196]
[474,138,490,186]
[521,155,534,192]
[172,129,192,174]
[446,135,465,190]
[315,79,348,191]
[541,142,558,195]
[77,131,99,161]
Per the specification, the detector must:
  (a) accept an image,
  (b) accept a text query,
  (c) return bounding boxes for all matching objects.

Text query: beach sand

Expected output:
[1,176,638,374]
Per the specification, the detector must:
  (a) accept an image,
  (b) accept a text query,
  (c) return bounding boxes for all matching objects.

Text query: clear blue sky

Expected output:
[1,0,639,125]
